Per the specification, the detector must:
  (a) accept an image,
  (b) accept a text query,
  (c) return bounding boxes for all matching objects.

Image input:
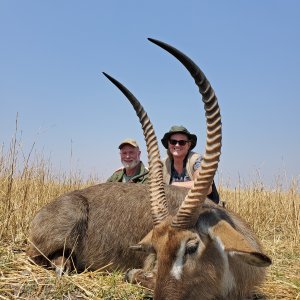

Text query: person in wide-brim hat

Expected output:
[161,125,197,150]
[161,125,220,204]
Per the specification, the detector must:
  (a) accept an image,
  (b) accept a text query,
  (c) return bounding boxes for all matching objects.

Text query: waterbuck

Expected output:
[27,38,271,299]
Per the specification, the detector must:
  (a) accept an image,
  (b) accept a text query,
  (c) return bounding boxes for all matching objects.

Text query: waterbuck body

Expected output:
[27,38,271,299]
[27,182,269,299]
[27,183,187,271]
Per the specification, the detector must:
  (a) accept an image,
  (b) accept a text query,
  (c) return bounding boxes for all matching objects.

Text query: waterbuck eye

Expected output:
[185,239,199,255]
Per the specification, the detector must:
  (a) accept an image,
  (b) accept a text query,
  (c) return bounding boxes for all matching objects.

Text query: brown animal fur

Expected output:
[27,182,188,272]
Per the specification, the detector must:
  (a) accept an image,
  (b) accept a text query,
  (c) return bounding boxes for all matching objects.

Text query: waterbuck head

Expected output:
[103,38,271,300]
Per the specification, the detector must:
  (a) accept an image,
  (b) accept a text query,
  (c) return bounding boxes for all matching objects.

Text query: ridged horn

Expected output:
[103,72,169,225]
[148,38,222,229]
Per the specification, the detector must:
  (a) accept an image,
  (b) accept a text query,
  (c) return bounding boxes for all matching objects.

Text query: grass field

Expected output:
[0,137,299,299]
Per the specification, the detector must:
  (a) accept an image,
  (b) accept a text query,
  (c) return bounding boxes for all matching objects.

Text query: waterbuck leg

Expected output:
[51,255,72,276]
[126,269,157,290]
[125,253,157,290]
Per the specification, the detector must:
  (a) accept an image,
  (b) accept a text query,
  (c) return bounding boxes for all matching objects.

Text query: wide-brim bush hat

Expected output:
[161,125,197,150]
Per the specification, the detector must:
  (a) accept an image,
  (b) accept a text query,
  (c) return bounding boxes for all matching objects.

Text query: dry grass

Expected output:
[0,130,299,299]
[220,184,300,299]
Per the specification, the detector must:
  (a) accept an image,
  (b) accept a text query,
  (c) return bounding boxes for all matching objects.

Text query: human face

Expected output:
[168,133,191,159]
[120,145,141,169]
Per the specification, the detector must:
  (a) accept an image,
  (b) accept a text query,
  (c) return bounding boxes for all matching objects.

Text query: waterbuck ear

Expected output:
[129,230,154,252]
[229,251,272,267]
[209,220,272,267]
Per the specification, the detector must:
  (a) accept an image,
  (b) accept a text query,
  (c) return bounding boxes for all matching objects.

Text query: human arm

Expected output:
[171,181,193,189]
[171,173,213,192]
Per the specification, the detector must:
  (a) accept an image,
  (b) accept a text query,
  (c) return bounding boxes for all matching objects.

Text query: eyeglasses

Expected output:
[169,139,189,146]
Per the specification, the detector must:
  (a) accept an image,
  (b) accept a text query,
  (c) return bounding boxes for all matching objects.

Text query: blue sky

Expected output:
[1,1,299,188]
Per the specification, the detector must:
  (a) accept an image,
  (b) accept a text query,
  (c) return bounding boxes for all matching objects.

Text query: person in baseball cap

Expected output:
[107,138,148,183]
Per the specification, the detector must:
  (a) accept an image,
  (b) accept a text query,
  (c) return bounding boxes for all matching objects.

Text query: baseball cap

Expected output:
[118,139,139,149]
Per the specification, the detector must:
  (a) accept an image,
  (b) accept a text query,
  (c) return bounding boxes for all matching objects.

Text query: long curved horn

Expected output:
[103,72,169,225]
[148,38,222,229]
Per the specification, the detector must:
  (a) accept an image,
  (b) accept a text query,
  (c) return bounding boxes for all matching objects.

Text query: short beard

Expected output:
[121,159,140,169]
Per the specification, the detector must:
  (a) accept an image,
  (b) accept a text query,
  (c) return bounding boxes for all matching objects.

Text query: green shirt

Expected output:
[106,161,149,184]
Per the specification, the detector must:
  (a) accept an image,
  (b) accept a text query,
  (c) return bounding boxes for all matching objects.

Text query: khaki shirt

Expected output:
[162,151,220,204]
[162,151,200,184]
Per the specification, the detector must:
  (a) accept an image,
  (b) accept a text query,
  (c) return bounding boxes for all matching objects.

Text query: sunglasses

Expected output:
[169,139,190,146]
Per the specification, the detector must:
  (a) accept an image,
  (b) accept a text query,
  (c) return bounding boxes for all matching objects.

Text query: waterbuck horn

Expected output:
[102,72,169,225]
[148,38,222,229]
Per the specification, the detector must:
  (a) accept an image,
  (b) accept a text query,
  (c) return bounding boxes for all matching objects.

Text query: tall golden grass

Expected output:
[0,130,299,299]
